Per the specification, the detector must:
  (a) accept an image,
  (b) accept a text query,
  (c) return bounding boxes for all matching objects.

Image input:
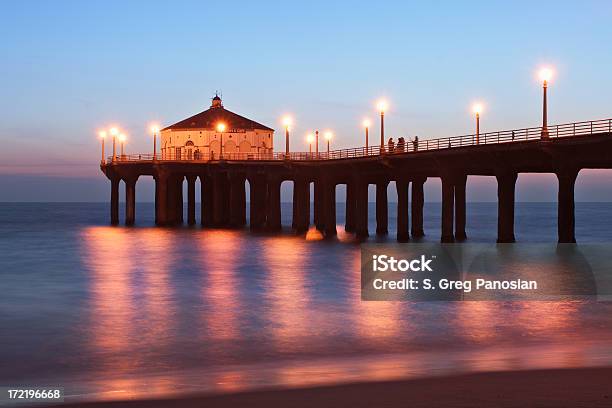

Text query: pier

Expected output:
[101,118,612,243]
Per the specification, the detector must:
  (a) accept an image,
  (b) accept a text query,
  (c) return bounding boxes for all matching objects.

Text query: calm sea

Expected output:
[1,202,612,403]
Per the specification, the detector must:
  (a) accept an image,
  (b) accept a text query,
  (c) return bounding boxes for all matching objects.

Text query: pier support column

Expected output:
[396,179,410,242]
[175,176,184,224]
[186,176,196,226]
[125,177,137,226]
[229,173,246,228]
[324,180,337,237]
[376,180,389,235]
[200,174,214,227]
[314,179,324,231]
[496,171,517,243]
[441,174,455,243]
[355,180,369,239]
[166,176,178,224]
[292,181,298,230]
[411,177,426,238]
[557,168,579,243]
[345,182,355,232]
[110,177,120,225]
[166,175,183,225]
[293,177,310,233]
[155,173,169,226]
[249,174,267,231]
[213,172,229,226]
[266,177,282,231]
[454,174,467,241]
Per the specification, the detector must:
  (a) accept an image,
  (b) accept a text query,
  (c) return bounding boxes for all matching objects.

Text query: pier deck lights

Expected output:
[362,119,371,152]
[216,122,226,159]
[118,133,127,158]
[282,116,292,155]
[109,127,119,162]
[98,130,107,164]
[306,133,315,156]
[324,130,333,156]
[377,99,388,153]
[539,67,553,140]
[150,124,160,160]
[472,103,483,145]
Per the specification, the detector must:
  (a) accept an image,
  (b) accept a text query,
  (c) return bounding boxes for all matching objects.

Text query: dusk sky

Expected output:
[1,0,612,201]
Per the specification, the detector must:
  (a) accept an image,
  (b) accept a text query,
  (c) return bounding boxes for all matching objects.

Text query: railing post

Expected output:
[591,121,593,134]
[573,123,576,136]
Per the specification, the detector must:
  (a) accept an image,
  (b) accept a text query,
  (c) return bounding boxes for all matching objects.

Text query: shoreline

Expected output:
[50,367,612,408]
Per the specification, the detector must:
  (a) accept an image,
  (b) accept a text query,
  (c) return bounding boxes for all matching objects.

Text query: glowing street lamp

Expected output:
[282,116,292,155]
[377,99,387,153]
[216,122,226,159]
[324,130,333,157]
[315,130,320,158]
[98,130,107,164]
[362,119,371,152]
[150,124,160,160]
[306,133,315,156]
[109,127,119,162]
[539,67,553,139]
[118,133,127,158]
[472,103,483,144]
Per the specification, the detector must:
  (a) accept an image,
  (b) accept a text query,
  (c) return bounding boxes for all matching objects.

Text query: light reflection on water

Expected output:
[66,226,612,402]
[1,203,612,403]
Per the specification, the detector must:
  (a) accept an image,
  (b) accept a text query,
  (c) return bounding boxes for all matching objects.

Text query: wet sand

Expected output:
[52,367,612,407]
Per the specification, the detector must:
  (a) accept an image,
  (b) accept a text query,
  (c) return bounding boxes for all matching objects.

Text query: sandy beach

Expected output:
[50,367,612,408]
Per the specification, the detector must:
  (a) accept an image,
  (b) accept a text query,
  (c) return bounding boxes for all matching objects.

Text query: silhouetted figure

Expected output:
[397,137,405,152]
[388,138,395,153]
[413,136,419,152]
[448,140,451,149]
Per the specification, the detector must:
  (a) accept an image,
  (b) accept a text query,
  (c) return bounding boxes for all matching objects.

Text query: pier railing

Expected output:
[106,117,612,163]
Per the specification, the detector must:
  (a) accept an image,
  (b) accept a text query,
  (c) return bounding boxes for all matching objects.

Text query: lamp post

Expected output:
[539,67,553,139]
[324,130,333,158]
[315,130,319,159]
[150,124,159,160]
[362,119,370,153]
[377,100,387,153]
[98,130,107,164]
[216,122,226,159]
[282,116,292,156]
[118,133,127,159]
[307,133,314,157]
[472,103,483,144]
[109,127,119,162]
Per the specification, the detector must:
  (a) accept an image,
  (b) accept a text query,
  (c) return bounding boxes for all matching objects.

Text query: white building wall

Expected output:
[160,128,274,159]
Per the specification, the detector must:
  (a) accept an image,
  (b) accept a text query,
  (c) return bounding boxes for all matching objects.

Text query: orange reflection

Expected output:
[349,252,403,342]
[455,302,499,342]
[262,236,311,350]
[305,226,324,241]
[81,226,177,396]
[197,230,242,340]
[82,227,135,354]
[134,228,174,345]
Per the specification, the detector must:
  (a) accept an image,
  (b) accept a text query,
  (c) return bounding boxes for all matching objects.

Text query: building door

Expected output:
[209,140,220,158]
[175,147,182,160]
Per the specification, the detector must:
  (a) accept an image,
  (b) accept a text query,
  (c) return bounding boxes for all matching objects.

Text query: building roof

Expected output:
[162,97,274,132]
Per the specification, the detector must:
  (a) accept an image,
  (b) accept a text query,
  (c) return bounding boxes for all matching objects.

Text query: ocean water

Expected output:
[1,202,612,404]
